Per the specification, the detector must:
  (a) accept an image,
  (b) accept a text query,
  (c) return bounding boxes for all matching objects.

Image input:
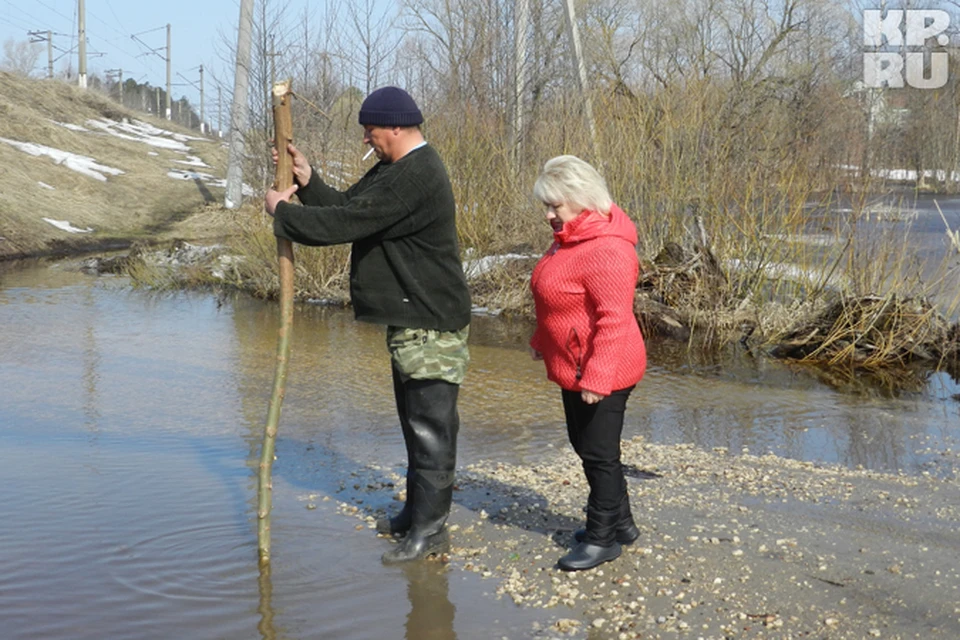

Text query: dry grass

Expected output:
[0,72,230,259]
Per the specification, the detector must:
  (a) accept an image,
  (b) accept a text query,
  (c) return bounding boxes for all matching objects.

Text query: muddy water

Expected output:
[1,259,958,639]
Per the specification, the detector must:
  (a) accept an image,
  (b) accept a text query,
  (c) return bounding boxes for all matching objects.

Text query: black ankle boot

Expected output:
[559,507,621,571]
[573,493,639,545]
[382,469,454,564]
[377,469,415,535]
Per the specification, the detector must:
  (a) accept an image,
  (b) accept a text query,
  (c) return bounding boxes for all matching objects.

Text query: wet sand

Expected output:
[330,437,960,639]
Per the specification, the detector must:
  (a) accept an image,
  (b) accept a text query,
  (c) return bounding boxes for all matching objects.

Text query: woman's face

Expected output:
[544,201,581,232]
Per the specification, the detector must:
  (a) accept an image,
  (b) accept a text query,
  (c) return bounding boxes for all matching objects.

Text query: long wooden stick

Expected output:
[258,79,295,564]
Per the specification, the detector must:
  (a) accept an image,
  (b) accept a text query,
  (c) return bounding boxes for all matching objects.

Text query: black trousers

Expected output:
[561,386,634,513]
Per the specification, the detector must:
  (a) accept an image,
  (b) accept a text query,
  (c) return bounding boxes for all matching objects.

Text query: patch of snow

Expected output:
[471,306,503,316]
[764,233,836,247]
[0,136,124,181]
[208,178,256,197]
[463,252,534,279]
[172,132,206,142]
[174,155,210,168]
[85,118,191,152]
[170,171,254,197]
[168,169,216,181]
[148,151,159,156]
[43,218,93,233]
[211,255,245,280]
[38,181,55,190]
[51,120,89,132]
[726,258,848,290]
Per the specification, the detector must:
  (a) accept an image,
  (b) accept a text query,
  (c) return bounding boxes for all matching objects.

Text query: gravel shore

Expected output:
[330,437,960,639]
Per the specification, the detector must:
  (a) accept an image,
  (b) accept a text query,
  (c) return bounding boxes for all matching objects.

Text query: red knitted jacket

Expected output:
[530,204,646,395]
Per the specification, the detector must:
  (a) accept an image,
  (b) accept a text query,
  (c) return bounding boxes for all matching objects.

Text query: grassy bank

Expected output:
[0,72,229,259]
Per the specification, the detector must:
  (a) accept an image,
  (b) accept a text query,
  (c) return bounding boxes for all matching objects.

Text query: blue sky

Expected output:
[0,0,312,114]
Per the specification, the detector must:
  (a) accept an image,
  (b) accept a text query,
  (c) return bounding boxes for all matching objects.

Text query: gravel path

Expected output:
[330,437,960,639]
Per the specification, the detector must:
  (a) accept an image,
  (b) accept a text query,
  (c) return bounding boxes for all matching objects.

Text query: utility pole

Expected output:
[78,0,87,88]
[46,30,53,79]
[561,0,597,158]
[106,68,123,104]
[28,30,54,79]
[512,0,529,171]
[165,24,172,120]
[225,0,255,209]
[199,65,205,134]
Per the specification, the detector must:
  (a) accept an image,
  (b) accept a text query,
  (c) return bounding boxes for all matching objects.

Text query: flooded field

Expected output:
[1,254,958,639]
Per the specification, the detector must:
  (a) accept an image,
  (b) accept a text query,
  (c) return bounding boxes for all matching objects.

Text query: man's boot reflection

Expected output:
[403,561,457,640]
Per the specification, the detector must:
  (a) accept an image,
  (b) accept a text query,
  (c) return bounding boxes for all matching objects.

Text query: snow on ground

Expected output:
[462,252,534,279]
[37,182,55,190]
[85,118,191,152]
[725,257,848,290]
[173,155,209,168]
[8,117,246,196]
[51,120,90,132]
[167,169,217,182]
[763,233,837,247]
[42,218,93,233]
[169,170,256,197]
[0,136,124,181]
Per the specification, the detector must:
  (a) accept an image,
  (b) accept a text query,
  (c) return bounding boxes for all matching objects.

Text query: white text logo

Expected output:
[863,9,950,89]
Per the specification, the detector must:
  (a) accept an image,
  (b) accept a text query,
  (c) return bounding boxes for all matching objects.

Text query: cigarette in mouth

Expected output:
[363,147,375,161]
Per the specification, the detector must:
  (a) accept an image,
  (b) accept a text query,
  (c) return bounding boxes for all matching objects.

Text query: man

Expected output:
[264,86,471,564]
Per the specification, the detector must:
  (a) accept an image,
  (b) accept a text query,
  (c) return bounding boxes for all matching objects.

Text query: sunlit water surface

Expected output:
[1,258,958,639]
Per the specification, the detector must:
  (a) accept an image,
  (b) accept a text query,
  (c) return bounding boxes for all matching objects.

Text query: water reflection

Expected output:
[257,562,277,640]
[403,563,457,640]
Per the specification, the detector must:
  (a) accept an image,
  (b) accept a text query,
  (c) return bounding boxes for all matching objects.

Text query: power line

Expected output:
[0,12,37,33]
[31,0,76,26]
[1,0,69,32]
[101,0,127,34]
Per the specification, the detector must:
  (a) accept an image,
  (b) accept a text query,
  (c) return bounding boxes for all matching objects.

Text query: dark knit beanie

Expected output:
[358,86,424,127]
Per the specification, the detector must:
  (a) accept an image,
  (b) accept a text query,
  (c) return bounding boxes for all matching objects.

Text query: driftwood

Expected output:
[770,294,960,370]
[634,227,728,341]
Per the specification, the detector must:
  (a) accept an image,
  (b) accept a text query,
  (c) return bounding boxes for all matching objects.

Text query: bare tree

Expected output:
[343,0,403,94]
[1,39,43,76]
[401,0,514,111]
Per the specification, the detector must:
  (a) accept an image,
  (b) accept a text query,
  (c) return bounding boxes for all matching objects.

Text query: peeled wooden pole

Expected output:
[258,79,295,564]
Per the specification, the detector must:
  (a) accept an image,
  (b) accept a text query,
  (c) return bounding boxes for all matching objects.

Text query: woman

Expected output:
[529,155,647,571]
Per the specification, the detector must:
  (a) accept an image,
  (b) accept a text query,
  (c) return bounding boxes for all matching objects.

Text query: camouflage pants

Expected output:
[386,325,470,385]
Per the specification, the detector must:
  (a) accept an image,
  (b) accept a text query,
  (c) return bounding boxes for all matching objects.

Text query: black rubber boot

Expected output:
[377,367,436,537]
[377,468,414,535]
[559,507,621,571]
[382,469,453,564]
[574,493,639,544]
[381,376,459,562]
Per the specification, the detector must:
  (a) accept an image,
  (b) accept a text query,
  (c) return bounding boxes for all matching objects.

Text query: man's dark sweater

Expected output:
[273,145,471,331]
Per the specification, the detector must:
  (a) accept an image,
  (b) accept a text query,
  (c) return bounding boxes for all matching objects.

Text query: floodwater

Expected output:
[1,251,958,639]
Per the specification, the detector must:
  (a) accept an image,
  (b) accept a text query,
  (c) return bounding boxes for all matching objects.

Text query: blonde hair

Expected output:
[532,155,612,215]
